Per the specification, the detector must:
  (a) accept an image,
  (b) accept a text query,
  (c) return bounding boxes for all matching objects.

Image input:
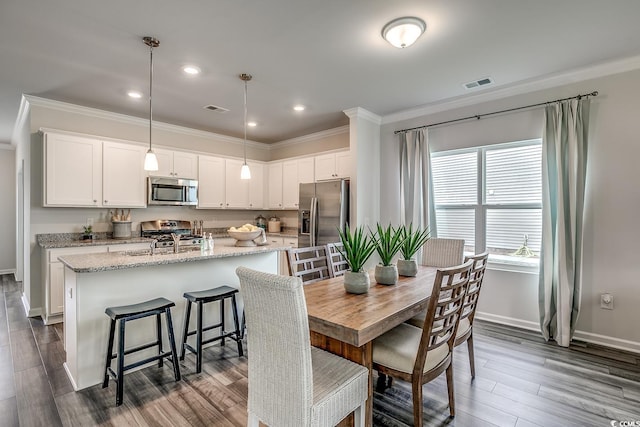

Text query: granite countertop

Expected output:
[58,239,291,273]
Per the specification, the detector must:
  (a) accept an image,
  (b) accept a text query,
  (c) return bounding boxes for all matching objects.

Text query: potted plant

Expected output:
[337,224,378,294]
[372,223,405,285]
[397,224,430,276]
[81,225,94,241]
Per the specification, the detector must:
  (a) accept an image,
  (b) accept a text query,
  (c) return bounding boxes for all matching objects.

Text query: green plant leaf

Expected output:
[337,224,378,272]
[399,224,430,260]
[372,223,406,266]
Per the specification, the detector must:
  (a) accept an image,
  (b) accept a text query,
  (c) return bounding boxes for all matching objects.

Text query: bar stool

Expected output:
[180,285,244,373]
[102,297,181,406]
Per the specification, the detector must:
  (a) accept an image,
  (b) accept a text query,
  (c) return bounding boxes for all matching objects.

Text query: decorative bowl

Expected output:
[228,229,263,247]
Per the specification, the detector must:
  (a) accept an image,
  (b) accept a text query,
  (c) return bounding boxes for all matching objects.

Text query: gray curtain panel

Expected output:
[539,98,590,347]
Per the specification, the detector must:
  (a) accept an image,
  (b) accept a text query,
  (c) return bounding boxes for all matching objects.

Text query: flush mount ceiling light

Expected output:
[239,73,252,180]
[182,65,201,75]
[381,16,426,48]
[143,36,160,171]
[248,121,257,127]
[127,90,142,99]
[293,105,305,112]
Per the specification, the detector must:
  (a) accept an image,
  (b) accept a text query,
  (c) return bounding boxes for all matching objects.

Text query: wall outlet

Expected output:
[600,293,614,310]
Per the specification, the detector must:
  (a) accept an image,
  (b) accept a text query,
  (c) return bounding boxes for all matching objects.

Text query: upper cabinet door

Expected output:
[198,155,226,209]
[314,153,336,181]
[282,160,299,209]
[335,151,351,179]
[153,148,173,177]
[172,152,198,179]
[268,162,283,209]
[44,133,102,207]
[248,162,264,209]
[297,157,315,184]
[225,159,249,208]
[102,141,147,208]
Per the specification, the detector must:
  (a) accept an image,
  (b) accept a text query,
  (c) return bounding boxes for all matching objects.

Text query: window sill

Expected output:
[486,254,539,275]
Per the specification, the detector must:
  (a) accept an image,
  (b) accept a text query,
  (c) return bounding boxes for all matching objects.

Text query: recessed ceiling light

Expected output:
[293,105,305,111]
[127,91,143,99]
[182,65,201,75]
[248,121,257,127]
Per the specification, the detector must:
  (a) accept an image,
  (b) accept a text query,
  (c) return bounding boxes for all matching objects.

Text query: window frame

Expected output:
[431,138,542,273]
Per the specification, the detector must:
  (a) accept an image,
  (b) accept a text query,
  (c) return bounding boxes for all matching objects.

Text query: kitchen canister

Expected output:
[112,221,132,239]
[268,216,281,233]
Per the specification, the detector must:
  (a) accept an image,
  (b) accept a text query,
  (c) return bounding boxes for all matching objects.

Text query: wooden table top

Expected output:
[304,266,438,347]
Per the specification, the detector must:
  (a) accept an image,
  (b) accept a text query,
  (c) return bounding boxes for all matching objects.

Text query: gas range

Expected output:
[140,220,204,249]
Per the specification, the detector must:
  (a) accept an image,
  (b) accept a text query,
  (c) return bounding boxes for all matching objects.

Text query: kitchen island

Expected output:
[58,239,287,390]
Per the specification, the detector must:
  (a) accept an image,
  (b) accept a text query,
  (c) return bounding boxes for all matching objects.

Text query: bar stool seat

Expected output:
[103,297,181,406]
[180,285,244,373]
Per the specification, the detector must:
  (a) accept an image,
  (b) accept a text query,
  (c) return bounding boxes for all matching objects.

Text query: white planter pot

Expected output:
[397,259,418,277]
[343,271,370,294]
[375,264,398,285]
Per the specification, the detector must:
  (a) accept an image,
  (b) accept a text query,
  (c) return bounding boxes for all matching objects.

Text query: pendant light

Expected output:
[143,36,160,171]
[239,73,252,180]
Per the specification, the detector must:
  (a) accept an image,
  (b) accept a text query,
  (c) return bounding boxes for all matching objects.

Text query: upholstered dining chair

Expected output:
[287,245,332,284]
[372,260,473,425]
[406,238,466,327]
[236,267,369,427]
[454,251,489,379]
[326,242,349,278]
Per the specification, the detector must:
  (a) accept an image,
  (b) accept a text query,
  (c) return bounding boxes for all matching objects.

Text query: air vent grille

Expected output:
[203,104,229,113]
[464,77,494,90]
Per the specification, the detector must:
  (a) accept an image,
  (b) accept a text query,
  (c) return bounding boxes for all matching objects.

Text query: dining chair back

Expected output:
[372,260,473,425]
[455,251,489,378]
[326,242,349,278]
[287,245,332,284]
[236,267,368,427]
[422,237,465,268]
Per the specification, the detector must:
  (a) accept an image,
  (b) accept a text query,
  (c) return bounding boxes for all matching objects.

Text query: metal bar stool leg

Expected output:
[103,318,116,388]
[220,298,225,347]
[156,313,164,368]
[180,300,192,361]
[116,319,126,406]
[165,307,181,381]
[231,294,244,357]
[196,301,204,373]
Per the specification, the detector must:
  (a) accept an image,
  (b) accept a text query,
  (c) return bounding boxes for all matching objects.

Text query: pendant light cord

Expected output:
[149,43,154,152]
[243,79,248,164]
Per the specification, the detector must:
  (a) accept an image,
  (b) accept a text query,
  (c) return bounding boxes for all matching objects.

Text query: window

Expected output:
[431,139,542,268]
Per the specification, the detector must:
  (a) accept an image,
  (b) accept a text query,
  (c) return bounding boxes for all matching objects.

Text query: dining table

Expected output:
[303,265,438,427]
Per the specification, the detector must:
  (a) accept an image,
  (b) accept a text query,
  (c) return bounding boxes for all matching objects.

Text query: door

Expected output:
[102,141,146,207]
[315,180,348,246]
[198,155,226,208]
[173,152,198,178]
[298,183,315,248]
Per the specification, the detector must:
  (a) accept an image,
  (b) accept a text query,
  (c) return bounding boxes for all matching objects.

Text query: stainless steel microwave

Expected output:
[148,177,198,206]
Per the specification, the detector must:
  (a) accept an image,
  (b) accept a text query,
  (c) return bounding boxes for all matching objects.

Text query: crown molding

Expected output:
[11,95,32,146]
[23,95,268,151]
[343,107,382,124]
[382,54,640,124]
[270,125,349,149]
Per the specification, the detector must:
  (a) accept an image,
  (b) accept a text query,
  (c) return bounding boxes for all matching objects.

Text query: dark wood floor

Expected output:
[1,273,639,426]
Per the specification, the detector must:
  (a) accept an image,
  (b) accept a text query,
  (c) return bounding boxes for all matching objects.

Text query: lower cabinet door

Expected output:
[49,262,65,315]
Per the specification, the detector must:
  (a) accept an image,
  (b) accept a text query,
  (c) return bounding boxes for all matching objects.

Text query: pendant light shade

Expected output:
[240,73,252,180]
[143,36,159,171]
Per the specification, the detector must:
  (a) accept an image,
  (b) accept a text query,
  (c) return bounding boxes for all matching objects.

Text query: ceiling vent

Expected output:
[463,77,494,90]
[203,104,229,113]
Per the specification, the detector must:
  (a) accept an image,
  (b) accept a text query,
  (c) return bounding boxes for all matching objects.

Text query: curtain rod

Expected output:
[394,90,598,135]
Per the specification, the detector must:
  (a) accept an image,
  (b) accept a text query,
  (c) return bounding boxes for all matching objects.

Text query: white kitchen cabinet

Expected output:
[248,162,265,209]
[268,236,298,275]
[297,157,315,184]
[197,155,226,208]
[44,133,102,207]
[102,141,147,208]
[268,162,283,209]
[282,160,300,209]
[154,149,198,179]
[314,151,350,181]
[225,159,264,209]
[43,245,108,324]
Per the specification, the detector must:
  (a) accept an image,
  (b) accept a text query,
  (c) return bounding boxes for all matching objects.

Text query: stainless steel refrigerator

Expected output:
[298,180,349,247]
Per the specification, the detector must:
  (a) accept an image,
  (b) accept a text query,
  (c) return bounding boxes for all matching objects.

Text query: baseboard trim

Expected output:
[0,268,16,275]
[21,294,42,318]
[63,363,79,392]
[476,311,640,354]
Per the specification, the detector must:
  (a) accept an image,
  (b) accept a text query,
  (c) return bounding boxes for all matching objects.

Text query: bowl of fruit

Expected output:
[227,224,266,247]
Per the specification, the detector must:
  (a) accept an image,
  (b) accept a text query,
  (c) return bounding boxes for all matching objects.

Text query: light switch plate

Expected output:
[600,293,613,310]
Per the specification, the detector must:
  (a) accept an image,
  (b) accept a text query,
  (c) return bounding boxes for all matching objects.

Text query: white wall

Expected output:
[0,148,16,273]
[380,68,640,350]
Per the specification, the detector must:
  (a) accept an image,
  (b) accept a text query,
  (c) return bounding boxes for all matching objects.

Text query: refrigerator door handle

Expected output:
[310,197,318,246]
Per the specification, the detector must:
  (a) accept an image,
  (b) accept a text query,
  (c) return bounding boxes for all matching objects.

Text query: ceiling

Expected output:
[2,1,640,145]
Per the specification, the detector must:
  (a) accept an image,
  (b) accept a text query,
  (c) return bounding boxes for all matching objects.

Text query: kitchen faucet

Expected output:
[171,233,181,253]
[150,239,158,255]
